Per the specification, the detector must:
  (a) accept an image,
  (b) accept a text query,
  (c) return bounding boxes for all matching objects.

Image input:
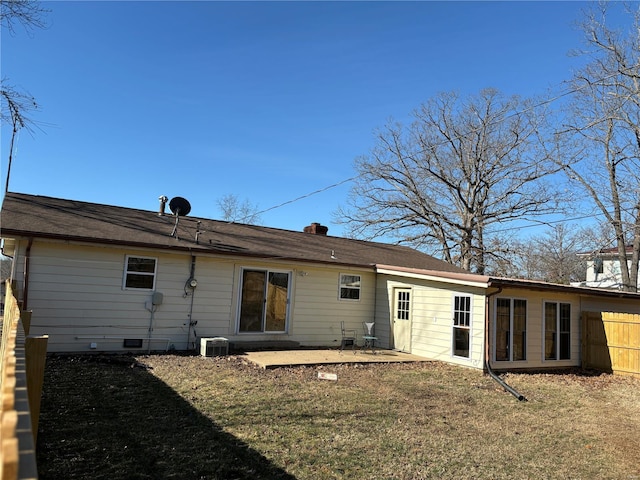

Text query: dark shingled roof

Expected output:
[1,192,467,273]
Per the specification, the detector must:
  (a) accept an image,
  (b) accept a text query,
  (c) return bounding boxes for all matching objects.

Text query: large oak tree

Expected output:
[337,89,560,274]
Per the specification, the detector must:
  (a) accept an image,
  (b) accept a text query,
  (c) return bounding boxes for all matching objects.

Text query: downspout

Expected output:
[485,284,527,402]
[185,254,198,351]
[22,237,34,310]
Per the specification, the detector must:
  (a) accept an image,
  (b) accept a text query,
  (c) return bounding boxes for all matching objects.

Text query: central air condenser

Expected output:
[200,337,229,357]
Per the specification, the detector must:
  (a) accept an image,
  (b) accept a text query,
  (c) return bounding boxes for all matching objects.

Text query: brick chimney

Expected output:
[303,222,328,235]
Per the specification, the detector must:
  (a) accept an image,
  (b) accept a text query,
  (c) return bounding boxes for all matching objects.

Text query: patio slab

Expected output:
[240,348,429,369]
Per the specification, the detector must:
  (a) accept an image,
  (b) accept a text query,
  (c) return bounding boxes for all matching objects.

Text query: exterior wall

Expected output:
[489,288,640,371]
[287,266,376,347]
[582,258,640,289]
[489,288,580,371]
[579,295,640,315]
[376,275,486,370]
[7,239,376,353]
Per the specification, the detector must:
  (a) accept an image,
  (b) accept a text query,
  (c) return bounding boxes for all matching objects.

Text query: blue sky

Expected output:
[0,1,619,237]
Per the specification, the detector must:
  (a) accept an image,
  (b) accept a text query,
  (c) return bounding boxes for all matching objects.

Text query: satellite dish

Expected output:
[168,197,191,238]
[169,197,191,216]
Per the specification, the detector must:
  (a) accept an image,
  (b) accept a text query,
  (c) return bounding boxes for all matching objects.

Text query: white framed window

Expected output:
[544,301,571,361]
[238,268,291,333]
[495,298,527,361]
[452,294,472,358]
[339,274,361,301]
[123,256,157,290]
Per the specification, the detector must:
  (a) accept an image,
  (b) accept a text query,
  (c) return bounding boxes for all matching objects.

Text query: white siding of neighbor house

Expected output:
[376,275,486,370]
[7,239,376,353]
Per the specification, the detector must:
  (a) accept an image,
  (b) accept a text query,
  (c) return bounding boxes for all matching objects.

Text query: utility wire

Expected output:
[239,64,640,226]
[240,176,356,221]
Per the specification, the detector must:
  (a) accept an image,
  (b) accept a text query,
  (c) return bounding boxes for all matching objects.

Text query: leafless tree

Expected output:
[556,3,640,291]
[527,224,590,284]
[487,224,597,284]
[1,0,47,33]
[336,89,561,274]
[217,194,262,225]
[1,81,39,192]
[1,0,48,192]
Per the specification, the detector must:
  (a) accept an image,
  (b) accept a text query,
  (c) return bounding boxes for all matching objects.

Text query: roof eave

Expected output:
[0,229,377,271]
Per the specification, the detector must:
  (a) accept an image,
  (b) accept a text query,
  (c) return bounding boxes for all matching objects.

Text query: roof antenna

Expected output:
[169,197,191,238]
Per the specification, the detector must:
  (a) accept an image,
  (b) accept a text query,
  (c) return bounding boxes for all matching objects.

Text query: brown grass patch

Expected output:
[36,354,640,479]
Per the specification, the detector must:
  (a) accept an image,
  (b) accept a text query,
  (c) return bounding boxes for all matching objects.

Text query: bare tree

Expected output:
[528,224,590,284]
[487,224,598,284]
[1,81,39,193]
[336,89,560,274]
[556,3,640,291]
[217,194,262,225]
[0,0,47,33]
[1,0,48,192]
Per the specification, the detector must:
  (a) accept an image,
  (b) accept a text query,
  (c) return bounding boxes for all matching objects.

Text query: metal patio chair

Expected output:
[362,321,378,354]
[340,321,357,353]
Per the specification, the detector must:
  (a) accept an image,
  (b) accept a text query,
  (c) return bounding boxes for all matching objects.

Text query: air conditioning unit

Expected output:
[200,337,229,357]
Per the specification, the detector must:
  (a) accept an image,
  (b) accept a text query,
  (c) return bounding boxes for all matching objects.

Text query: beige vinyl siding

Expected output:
[230,263,376,347]
[16,239,377,352]
[377,275,486,369]
[183,256,235,340]
[19,241,235,352]
[489,288,582,370]
[579,296,640,315]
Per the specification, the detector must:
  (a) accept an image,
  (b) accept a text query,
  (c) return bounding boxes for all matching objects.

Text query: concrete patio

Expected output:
[239,348,429,369]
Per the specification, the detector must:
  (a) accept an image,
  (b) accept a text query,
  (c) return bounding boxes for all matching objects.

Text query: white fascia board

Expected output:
[376,266,490,289]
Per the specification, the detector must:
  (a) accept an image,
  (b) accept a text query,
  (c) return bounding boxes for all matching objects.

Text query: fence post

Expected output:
[20,312,32,337]
[25,336,48,443]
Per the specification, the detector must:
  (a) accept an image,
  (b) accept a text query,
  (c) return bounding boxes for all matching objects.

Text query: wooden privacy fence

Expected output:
[1,281,48,480]
[582,311,640,378]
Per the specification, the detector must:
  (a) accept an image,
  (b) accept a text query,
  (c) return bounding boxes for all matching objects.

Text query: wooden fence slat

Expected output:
[25,336,48,442]
[1,280,41,479]
[582,311,640,378]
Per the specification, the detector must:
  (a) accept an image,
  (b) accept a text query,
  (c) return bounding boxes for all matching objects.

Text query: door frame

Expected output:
[392,287,412,352]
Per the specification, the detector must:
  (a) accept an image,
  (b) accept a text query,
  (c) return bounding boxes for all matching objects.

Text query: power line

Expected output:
[241,176,356,221]
[240,64,640,226]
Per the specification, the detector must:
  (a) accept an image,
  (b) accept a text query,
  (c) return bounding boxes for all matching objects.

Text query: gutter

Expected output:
[1,230,375,271]
[485,284,527,402]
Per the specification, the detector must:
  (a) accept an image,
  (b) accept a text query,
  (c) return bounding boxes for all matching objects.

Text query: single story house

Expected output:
[2,192,639,372]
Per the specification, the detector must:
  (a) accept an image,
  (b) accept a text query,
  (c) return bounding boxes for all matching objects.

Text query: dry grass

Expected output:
[36,354,640,480]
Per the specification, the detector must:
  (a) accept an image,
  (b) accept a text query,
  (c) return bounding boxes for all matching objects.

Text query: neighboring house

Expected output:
[572,246,640,290]
[2,192,639,373]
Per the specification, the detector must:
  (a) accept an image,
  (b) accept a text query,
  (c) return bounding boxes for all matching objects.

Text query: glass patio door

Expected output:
[239,269,290,333]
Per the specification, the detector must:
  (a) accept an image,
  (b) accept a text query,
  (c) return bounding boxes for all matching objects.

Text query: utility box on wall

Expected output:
[200,337,229,357]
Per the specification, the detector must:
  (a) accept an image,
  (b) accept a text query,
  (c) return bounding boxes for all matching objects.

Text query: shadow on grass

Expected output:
[37,355,297,480]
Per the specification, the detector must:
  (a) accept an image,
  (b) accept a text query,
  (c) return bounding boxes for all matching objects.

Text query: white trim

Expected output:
[338,273,361,302]
[451,293,473,360]
[122,255,157,291]
[236,266,292,335]
[392,287,412,352]
[493,297,528,362]
[541,299,572,362]
[376,266,489,288]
